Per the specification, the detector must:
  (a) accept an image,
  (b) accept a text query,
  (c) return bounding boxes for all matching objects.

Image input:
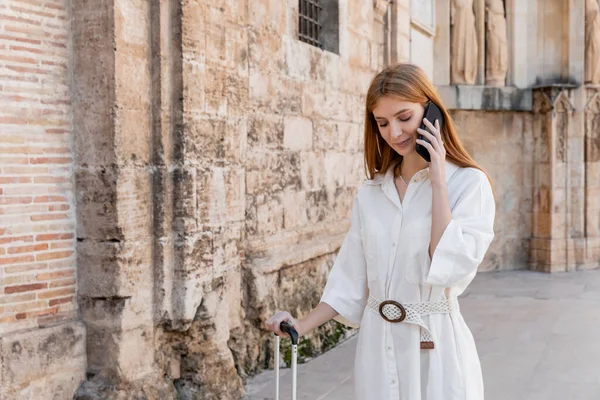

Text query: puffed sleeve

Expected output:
[423,169,496,288]
[319,195,368,328]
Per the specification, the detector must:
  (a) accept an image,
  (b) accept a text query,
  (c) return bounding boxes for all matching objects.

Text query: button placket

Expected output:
[385,213,403,298]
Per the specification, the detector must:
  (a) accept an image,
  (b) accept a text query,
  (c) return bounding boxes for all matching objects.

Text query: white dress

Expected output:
[320,160,495,400]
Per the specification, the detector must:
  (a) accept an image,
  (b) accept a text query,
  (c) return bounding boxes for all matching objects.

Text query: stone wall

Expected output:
[451,110,535,271]
[2,0,599,399]
[69,0,406,399]
[0,1,86,398]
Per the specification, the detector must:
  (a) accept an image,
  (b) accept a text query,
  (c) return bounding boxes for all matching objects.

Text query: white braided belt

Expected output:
[367,294,459,350]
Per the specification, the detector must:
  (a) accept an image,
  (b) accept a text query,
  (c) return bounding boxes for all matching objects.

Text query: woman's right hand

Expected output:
[264,310,300,338]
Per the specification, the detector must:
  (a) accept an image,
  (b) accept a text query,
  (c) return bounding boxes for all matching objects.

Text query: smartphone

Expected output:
[416,102,444,163]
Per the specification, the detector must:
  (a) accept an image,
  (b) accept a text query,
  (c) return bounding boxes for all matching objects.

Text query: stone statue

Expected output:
[451,0,478,85]
[485,0,508,86]
[585,0,600,83]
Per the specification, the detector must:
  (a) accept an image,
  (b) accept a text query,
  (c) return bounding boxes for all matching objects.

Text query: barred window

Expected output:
[298,0,339,54]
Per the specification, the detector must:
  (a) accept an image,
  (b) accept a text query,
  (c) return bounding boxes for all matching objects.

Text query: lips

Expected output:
[394,138,411,147]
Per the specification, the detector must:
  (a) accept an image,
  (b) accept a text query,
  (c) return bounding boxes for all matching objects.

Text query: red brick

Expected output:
[0,53,38,64]
[35,233,73,241]
[36,250,73,261]
[0,146,44,154]
[0,34,41,45]
[49,296,72,307]
[37,269,73,281]
[0,157,30,164]
[4,262,47,274]
[10,5,56,19]
[9,45,45,55]
[3,166,48,174]
[7,243,48,254]
[0,293,36,304]
[45,128,66,134]
[0,204,48,215]
[0,13,42,26]
[29,157,71,164]
[37,287,74,300]
[0,196,33,205]
[0,235,34,245]
[49,241,72,250]
[34,195,67,203]
[5,300,46,313]
[48,204,70,211]
[0,315,17,324]
[4,282,47,294]
[1,274,35,286]
[49,277,75,288]
[0,73,39,83]
[48,258,73,269]
[0,254,35,265]
[30,213,69,222]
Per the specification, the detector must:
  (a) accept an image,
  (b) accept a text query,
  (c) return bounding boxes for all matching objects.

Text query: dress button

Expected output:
[392,242,396,247]
[391,380,396,385]
[387,346,392,350]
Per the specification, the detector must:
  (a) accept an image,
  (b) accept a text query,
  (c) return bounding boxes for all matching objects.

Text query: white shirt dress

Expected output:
[320,160,496,400]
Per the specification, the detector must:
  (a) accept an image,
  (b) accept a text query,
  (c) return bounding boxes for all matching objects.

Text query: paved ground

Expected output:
[243,269,600,400]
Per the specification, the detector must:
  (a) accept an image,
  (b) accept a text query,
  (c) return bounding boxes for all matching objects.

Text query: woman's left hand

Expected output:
[416,118,446,188]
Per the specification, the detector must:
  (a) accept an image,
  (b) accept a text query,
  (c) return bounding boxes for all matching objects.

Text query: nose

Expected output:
[390,120,402,139]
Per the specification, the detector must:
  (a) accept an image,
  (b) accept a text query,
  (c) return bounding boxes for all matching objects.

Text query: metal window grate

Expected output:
[299,0,322,49]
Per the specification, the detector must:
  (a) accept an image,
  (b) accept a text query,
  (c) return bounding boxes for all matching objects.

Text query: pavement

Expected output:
[243,269,600,400]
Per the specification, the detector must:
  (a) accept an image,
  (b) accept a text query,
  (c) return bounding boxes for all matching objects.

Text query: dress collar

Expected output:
[380,159,459,209]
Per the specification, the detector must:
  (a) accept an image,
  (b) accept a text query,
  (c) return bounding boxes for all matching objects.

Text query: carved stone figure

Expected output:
[451,0,478,85]
[585,0,600,83]
[485,0,508,86]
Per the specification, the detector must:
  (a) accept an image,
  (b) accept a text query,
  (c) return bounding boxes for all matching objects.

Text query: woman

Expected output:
[265,63,495,400]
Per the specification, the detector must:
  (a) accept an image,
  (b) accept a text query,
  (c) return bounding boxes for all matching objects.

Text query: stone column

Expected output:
[584,87,600,269]
[530,87,586,273]
[391,0,411,63]
[474,0,486,85]
[72,0,176,396]
[373,0,392,69]
[434,0,451,85]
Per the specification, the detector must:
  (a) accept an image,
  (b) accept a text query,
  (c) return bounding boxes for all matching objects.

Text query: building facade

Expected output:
[0,0,598,398]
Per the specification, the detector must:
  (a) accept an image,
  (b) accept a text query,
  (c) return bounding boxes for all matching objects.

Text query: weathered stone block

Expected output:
[245,150,301,195]
[300,151,325,191]
[197,166,245,226]
[248,113,284,149]
[0,321,85,395]
[281,190,309,230]
[283,116,313,151]
[283,35,312,80]
[182,59,207,113]
[115,50,150,110]
[249,71,302,114]
[114,108,151,165]
[255,196,284,235]
[248,27,284,74]
[77,238,153,298]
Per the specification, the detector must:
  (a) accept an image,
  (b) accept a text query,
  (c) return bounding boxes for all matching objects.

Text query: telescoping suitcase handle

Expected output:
[274,321,299,400]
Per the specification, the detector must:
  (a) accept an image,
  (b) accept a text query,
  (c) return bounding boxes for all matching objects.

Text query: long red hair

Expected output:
[364,63,491,186]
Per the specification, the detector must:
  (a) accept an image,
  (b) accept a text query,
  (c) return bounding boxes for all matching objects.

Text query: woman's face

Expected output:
[372,96,425,157]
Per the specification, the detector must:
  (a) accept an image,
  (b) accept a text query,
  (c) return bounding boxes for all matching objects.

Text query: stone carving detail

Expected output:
[585,0,600,83]
[485,0,508,86]
[554,93,573,163]
[556,110,567,162]
[585,92,600,162]
[451,0,478,85]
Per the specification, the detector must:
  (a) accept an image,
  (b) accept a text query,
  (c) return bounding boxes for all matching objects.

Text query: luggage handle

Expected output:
[274,320,299,400]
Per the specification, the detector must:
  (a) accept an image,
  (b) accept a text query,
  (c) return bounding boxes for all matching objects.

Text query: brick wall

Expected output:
[0,0,76,335]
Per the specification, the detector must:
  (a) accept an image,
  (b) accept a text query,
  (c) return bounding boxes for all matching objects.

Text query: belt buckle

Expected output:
[378,300,406,323]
